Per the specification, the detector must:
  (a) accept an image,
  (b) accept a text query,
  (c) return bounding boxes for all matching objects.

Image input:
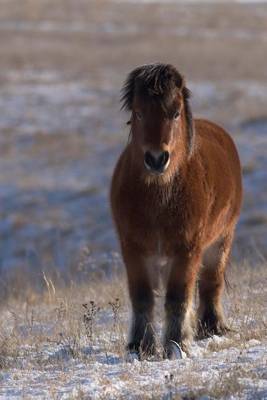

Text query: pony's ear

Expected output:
[182,85,195,156]
[120,66,144,111]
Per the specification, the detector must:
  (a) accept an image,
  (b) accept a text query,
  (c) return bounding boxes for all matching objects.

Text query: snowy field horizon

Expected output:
[113,0,267,3]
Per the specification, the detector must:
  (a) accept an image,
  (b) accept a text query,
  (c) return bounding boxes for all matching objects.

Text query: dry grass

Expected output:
[0,270,128,364]
[0,260,266,398]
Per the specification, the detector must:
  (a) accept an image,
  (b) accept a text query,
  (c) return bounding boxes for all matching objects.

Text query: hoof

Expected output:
[126,342,156,361]
[197,320,232,340]
[125,350,140,363]
[165,340,187,360]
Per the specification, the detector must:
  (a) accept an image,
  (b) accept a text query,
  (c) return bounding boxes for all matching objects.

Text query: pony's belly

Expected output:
[144,255,171,294]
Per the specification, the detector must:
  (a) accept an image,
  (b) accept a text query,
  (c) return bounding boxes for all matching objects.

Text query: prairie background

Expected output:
[0,0,266,398]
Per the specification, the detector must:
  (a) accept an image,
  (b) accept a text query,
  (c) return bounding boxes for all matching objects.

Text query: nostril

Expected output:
[144,151,170,171]
[144,151,156,169]
[158,151,169,169]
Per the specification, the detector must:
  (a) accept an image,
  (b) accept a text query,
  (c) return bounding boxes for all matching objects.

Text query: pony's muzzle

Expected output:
[144,150,170,174]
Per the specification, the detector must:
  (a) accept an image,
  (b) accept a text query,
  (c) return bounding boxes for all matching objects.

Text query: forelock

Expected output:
[120,63,185,112]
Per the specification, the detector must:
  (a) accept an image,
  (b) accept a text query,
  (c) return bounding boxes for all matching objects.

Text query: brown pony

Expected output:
[110,63,242,359]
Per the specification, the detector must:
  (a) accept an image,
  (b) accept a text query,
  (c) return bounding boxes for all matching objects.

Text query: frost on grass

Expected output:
[0,263,266,399]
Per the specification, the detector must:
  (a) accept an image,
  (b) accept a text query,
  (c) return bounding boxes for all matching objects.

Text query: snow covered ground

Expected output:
[0,263,266,399]
[1,339,266,399]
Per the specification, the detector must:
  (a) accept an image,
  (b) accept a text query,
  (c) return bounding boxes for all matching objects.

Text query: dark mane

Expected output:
[120,63,183,111]
[120,63,195,153]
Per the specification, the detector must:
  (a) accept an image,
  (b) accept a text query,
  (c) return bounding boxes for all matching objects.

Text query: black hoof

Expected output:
[125,350,140,362]
[197,320,232,340]
[126,342,156,361]
[164,340,186,360]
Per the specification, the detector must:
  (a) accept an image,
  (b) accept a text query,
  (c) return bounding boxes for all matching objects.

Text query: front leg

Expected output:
[164,248,201,358]
[122,244,155,358]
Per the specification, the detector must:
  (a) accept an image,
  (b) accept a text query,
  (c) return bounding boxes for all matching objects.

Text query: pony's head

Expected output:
[121,63,194,181]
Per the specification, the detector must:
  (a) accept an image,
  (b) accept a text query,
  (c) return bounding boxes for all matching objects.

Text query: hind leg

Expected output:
[198,234,233,338]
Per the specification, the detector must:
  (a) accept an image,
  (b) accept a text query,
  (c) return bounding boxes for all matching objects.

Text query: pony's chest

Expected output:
[127,195,181,247]
[123,181,186,246]
[130,192,179,229]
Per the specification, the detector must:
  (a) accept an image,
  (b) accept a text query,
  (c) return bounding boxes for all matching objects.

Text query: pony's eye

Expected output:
[135,111,142,120]
[174,110,180,120]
